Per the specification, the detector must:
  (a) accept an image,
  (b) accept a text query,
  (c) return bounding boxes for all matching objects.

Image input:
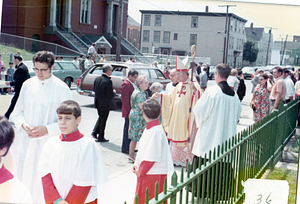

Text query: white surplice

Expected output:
[10,75,72,203]
[135,124,174,175]
[38,136,108,203]
[0,162,32,204]
[192,85,242,158]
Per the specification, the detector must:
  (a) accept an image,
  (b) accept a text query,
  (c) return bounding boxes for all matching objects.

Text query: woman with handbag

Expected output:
[250,73,271,122]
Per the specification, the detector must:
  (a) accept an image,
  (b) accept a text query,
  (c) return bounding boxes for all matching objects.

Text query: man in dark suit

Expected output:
[196,62,202,75]
[92,64,116,142]
[5,54,30,119]
[120,69,138,154]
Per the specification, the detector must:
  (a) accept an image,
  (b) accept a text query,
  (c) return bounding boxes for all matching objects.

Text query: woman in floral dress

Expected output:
[250,73,271,122]
[128,75,149,162]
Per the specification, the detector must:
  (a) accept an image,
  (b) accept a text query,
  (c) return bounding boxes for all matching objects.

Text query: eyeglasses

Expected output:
[33,67,50,72]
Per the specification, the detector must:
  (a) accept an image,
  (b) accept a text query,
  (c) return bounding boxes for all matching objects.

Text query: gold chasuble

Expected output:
[161,80,202,146]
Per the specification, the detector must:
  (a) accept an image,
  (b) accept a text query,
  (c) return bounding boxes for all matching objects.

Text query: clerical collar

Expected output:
[146,118,160,129]
[59,129,84,142]
[102,73,111,78]
[218,81,235,96]
[172,82,178,87]
[0,162,14,184]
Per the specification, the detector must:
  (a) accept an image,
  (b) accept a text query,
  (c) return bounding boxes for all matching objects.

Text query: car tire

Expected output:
[64,77,72,88]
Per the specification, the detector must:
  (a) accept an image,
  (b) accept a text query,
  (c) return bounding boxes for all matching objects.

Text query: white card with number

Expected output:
[244,179,289,204]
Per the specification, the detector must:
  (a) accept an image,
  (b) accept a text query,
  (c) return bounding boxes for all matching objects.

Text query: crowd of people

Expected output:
[1,48,299,203]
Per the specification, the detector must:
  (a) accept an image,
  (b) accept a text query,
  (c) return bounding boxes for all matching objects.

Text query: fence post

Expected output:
[170,172,177,204]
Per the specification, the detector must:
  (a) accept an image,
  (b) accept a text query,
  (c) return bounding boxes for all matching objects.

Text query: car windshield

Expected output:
[91,65,126,77]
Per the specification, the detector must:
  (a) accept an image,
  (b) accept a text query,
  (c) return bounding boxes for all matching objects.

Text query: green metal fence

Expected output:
[128,99,299,204]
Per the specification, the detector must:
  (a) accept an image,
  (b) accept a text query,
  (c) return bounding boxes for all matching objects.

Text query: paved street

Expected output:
[0,79,254,203]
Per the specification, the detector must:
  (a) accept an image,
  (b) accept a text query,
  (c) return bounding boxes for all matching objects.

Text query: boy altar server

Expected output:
[38,100,108,204]
[133,99,174,204]
[0,116,32,203]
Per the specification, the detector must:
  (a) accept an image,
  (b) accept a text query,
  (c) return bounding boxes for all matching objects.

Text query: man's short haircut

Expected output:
[203,67,207,71]
[80,54,84,58]
[14,54,23,61]
[0,116,15,157]
[254,68,258,72]
[9,61,13,64]
[142,99,161,119]
[128,69,138,77]
[92,43,96,46]
[274,66,283,74]
[56,100,81,119]
[283,68,290,74]
[238,70,243,76]
[215,63,231,79]
[230,69,237,76]
[74,56,77,60]
[102,64,112,73]
[32,51,55,68]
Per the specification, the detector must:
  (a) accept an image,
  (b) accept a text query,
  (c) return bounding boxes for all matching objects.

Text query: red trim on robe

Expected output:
[146,119,160,130]
[139,161,155,177]
[135,174,167,204]
[65,185,92,204]
[135,161,166,204]
[167,138,188,143]
[41,173,61,204]
[59,129,84,142]
[0,164,14,184]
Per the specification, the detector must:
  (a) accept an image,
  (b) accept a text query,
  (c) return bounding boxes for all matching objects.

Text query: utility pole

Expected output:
[265,28,272,66]
[280,35,288,65]
[219,5,236,64]
[116,0,123,61]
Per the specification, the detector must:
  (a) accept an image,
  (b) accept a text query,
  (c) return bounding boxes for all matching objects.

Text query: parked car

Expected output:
[23,60,81,88]
[77,63,171,101]
[242,67,256,79]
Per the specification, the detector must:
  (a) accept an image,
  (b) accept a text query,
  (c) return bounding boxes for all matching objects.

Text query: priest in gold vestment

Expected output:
[160,56,202,166]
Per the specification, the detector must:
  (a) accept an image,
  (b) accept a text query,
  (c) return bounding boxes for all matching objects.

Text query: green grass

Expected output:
[0,44,34,67]
[266,168,297,204]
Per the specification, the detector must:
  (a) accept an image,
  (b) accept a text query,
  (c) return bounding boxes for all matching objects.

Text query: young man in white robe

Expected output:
[190,63,241,199]
[10,51,72,203]
[38,100,107,204]
[192,63,242,161]
[133,99,174,204]
[0,116,32,203]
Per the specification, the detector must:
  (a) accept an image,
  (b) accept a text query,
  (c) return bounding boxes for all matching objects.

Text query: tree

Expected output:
[243,40,259,63]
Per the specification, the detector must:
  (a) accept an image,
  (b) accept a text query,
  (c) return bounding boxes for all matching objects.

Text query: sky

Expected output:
[128,0,300,41]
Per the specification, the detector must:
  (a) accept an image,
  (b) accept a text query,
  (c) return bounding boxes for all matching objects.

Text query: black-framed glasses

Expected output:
[33,67,50,72]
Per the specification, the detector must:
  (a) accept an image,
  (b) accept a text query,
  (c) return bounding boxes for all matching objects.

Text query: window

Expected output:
[53,63,62,70]
[130,29,133,38]
[230,20,233,31]
[59,62,78,70]
[163,31,170,43]
[191,17,198,28]
[190,34,197,46]
[144,15,150,26]
[154,15,161,26]
[80,0,91,24]
[143,30,150,42]
[154,48,159,54]
[154,31,160,43]
[174,33,178,40]
[235,20,237,31]
[142,47,149,53]
[136,69,149,78]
